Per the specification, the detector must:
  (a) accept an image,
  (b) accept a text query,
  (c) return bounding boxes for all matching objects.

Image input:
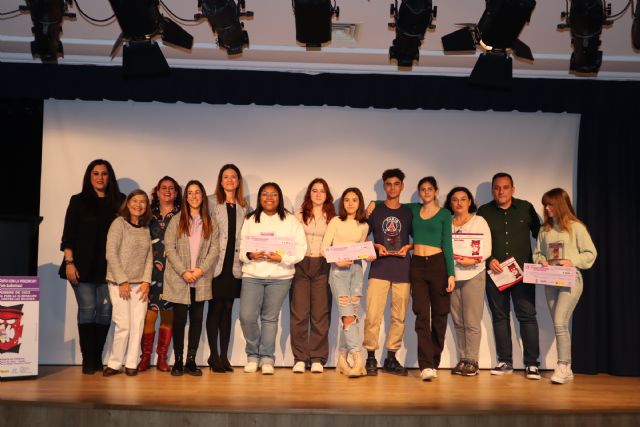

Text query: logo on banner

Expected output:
[0,304,24,353]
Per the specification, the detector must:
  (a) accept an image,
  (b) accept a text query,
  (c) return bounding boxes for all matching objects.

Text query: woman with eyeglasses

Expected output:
[238,182,307,375]
[136,176,182,373]
[163,180,219,376]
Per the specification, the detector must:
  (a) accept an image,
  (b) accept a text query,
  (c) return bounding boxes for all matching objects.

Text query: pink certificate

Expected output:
[324,241,376,263]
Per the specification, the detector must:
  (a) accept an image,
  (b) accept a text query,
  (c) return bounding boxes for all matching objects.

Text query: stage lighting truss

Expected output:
[195,0,254,55]
[108,0,194,76]
[388,0,437,68]
[292,0,340,48]
[19,0,76,63]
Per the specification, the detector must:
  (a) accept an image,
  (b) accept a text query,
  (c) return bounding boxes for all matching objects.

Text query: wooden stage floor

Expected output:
[2,365,640,426]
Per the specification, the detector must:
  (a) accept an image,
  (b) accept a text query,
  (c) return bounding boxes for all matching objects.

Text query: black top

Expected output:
[58,192,125,283]
[477,198,541,267]
[213,203,241,299]
[368,203,413,283]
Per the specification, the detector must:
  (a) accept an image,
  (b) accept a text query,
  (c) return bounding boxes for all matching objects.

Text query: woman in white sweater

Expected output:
[533,188,597,385]
[239,182,307,375]
[444,186,492,377]
[103,189,153,377]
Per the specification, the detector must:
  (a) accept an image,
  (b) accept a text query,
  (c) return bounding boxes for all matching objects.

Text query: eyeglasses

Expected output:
[261,192,279,198]
[159,186,176,191]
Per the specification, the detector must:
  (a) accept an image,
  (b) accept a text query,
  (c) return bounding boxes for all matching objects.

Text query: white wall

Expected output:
[38,99,579,369]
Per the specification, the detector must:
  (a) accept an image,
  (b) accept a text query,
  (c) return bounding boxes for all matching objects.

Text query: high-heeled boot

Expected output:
[77,323,95,375]
[137,331,155,371]
[155,326,172,372]
[94,323,110,372]
[184,349,202,376]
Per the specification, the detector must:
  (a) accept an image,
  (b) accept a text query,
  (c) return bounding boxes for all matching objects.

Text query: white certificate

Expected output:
[242,235,296,256]
[523,263,576,287]
[325,241,376,263]
[488,257,524,291]
[452,233,484,260]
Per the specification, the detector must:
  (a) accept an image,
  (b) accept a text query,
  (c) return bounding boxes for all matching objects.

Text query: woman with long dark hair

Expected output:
[59,159,125,374]
[206,164,248,372]
[163,180,219,376]
[137,176,182,372]
[238,182,307,375]
[290,178,335,374]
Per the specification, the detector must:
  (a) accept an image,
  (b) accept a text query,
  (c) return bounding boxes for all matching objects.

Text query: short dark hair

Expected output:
[382,168,405,182]
[491,172,514,187]
[151,176,182,210]
[444,186,477,214]
[119,189,152,227]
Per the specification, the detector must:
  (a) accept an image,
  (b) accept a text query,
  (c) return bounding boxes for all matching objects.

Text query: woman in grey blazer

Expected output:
[163,180,219,376]
[206,164,247,372]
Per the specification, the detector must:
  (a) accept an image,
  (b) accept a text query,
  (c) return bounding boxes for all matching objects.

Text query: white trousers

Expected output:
[107,284,147,370]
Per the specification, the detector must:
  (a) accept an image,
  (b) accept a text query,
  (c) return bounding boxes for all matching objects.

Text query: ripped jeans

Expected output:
[329,261,363,353]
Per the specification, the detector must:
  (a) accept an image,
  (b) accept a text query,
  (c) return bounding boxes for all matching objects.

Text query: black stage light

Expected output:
[21,0,76,63]
[441,0,536,88]
[388,0,437,68]
[557,0,611,73]
[292,0,340,48]
[108,0,194,77]
[631,1,639,49]
[196,0,253,55]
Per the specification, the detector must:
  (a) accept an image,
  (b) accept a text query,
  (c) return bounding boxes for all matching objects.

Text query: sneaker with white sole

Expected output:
[420,368,438,381]
[292,361,305,373]
[244,361,258,373]
[550,363,573,384]
[310,362,323,373]
[261,364,274,375]
[525,365,541,380]
[490,362,514,375]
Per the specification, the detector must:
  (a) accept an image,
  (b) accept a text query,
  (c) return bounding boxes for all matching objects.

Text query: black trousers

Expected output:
[485,276,540,366]
[410,253,450,370]
[172,287,205,357]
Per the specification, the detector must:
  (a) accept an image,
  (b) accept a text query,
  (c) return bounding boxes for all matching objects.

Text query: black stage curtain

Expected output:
[573,111,639,375]
[1,62,638,374]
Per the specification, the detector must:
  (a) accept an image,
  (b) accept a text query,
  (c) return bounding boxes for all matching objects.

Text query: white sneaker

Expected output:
[292,361,305,373]
[551,363,574,384]
[244,361,258,373]
[310,362,323,373]
[261,364,274,375]
[420,368,437,381]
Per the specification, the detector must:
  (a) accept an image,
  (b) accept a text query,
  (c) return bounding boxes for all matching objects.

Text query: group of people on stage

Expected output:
[60,160,597,385]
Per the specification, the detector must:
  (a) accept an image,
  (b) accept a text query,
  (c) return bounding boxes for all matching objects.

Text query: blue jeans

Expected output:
[545,272,583,364]
[329,262,364,352]
[71,282,112,325]
[239,277,291,365]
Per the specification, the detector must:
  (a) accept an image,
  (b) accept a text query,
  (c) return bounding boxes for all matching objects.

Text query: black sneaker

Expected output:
[525,365,541,380]
[365,356,378,376]
[452,360,466,375]
[462,360,479,376]
[490,361,514,375]
[382,356,408,376]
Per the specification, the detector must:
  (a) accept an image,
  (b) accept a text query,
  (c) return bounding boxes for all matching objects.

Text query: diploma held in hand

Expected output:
[325,241,376,263]
[242,235,296,256]
[488,257,524,291]
[523,263,576,287]
[452,233,484,260]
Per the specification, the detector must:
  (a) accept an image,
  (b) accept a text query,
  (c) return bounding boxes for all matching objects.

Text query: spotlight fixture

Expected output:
[292,0,340,48]
[20,0,76,63]
[441,0,536,88]
[195,0,253,55]
[108,0,194,77]
[557,0,612,73]
[631,0,639,49]
[388,0,437,68]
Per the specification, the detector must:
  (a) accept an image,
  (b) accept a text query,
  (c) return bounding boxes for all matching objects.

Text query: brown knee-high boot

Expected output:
[156,325,172,372]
